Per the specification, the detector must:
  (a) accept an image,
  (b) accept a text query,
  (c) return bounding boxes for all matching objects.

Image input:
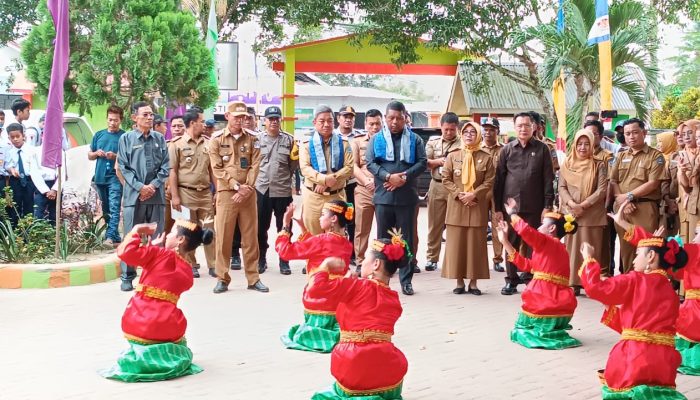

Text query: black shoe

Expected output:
[501,283,518,295]
[573,286,582,297]
[453,286,466,294]
[425,261,438,271]
[402,283,415,295]
[280,260,291,275]
[213,281,229,293]
[120,280,134,292]
[493,263,505,272]
[413,264,421,273]
[258,259,268,274]
[230,255,242,270]
[302,267,307,274]
[467,287,482,296]
[519,272,533,284]
[192,266,200,278]
[208,268,217,278]
[248,280,269,293]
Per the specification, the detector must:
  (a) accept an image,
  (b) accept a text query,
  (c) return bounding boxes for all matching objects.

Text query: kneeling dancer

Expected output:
[101,220,212,382]
[495,198,581,349]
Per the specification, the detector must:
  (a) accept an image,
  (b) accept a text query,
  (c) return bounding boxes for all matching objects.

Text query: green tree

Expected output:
[0,0,39,45]
[21,0,218,117]
[516,0,660,139]
[670,22,700,92]
[651,87,700,128]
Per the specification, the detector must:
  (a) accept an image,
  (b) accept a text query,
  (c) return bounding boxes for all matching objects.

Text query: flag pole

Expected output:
[54,165,62,259]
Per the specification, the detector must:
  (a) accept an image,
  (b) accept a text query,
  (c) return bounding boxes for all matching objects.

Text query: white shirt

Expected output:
[28,145,67,194]
[600,138,622,155]
[0,143,11,176]
[6,143,35,178]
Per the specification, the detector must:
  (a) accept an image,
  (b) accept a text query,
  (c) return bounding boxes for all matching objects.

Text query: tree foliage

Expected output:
[0,0,39,45]
[670,22,700,92]
[21,0,218,116]
[651,87,700,129]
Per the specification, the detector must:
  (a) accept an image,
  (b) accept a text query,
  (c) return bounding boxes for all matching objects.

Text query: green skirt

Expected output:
[510,312,582,350]
[602,385,687,399]
[312,382,403,400]
[281,312,339,353]
[100,339,203,382]
[676,335,700,375]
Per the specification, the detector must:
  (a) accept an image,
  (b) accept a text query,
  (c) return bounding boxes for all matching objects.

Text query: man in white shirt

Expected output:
[5,123,35,226]
[29,141,66,226]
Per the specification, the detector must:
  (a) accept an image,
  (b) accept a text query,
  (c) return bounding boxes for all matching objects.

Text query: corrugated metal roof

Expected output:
[456,62,648,115]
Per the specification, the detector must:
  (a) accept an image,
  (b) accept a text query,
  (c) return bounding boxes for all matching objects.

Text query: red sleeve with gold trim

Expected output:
[117,232,162,269]
[509,252,533,273]
[512,215,548,252]
[580,258,635,306]
[600,306,622,333]
[624,225,652,247]
[275,231,320,261]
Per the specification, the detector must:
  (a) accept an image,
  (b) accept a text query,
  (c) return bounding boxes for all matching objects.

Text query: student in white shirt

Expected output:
[29,142,67,226]
[5,123,35,226]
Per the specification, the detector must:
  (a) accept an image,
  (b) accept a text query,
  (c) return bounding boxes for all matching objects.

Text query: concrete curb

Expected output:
[0,254,120,289]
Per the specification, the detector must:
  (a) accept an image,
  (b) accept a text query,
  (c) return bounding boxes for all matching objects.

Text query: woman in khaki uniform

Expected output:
[558,130,608,295]
[441,122,495,295]
[657,131,680,236]
[678,121,699,242]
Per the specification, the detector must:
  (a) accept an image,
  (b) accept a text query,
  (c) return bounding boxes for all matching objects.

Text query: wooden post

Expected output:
[54,165,62,259]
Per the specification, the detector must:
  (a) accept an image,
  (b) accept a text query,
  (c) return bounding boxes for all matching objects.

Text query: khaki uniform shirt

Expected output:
[255,130,299,197]
[542,137,560,171]
[169,134,212,206]
[481,142,503,202]
[209,128,261,192]
[351,133,373,186]
[558,160,609,226]
[425,136,461,181]
[299,135,354,193]
[442,149,495,227]
[610,145,668,201]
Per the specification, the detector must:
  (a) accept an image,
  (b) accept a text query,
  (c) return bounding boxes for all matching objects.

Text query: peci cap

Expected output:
[338,105,356,116]
[205,119,216,128]
[246,106,256,117]
[264,106,282,118]
[226,101,248,117]
[615,120,626,130]
[153,114,164,125]
[481,117,500,129]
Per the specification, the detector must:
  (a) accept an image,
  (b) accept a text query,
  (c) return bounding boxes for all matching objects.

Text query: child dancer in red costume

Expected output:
[310,229,410,400]
[495,198,581,349]
[609,199,700,376]
[579,217,688,399]
[276,200,354,353]
[101,220,212,382]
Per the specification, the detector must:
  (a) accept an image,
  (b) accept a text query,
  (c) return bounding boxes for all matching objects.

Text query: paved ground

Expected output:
[2,206,700,400]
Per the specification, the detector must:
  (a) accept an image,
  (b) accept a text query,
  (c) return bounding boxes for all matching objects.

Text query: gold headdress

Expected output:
[175,219,197,232]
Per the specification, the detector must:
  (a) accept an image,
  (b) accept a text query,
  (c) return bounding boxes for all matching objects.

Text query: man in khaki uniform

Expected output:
[299,105,354,235]
[585,119,614,274]
[351,109,383,271]
[169,109,216,278]
[210,101,268,294]
[481,117,505,272]
[164,115,186,235]
[610,118,668,272]
[424,112,461,271]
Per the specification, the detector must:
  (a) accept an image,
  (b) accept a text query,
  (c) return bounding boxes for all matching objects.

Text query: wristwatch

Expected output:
[626,192,634,201]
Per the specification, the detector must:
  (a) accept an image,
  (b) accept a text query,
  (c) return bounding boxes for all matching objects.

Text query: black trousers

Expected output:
[344,182,357,259]
[375,204,417,286]
[505,213,540,285]
[257,190,293,260]
[8,176,34,227]
[608,216,618,276]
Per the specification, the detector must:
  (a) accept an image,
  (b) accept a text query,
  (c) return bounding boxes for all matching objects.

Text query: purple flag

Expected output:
[42,0,70,168]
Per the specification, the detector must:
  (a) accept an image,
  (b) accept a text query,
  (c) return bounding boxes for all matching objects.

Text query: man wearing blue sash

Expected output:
[298,105,354,235]
[366,101,427,295]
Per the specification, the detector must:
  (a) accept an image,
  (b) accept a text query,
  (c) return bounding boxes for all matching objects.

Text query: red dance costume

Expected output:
[580,258,685,398]
[276,230,353,353]
[118,231,193,343]
[308,271,407,399]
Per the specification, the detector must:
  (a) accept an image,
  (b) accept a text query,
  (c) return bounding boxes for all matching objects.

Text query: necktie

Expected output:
[17,149,26,187]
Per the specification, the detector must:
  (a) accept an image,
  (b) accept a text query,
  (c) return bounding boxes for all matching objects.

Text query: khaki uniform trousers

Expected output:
[426,180,449,262]
[180,189,216,269]
[301,186,346,235]
[215,191,259,285]
[490,198,504,264]
[614,201,659,272]
[354,185,375,265]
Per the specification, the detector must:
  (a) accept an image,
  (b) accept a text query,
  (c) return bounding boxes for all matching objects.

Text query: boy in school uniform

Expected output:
[5,123,35,226]
[29,132,66,225]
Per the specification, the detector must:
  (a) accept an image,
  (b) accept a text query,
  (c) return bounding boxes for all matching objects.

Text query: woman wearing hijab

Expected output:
[559,129,608,295]
[657,131,681,236]
[441,121,495,295]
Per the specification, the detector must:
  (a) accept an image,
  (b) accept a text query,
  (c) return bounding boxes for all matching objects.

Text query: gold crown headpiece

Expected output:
[175,219,197,232]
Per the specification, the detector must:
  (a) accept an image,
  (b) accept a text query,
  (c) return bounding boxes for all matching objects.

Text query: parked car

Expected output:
[2,109,95,147]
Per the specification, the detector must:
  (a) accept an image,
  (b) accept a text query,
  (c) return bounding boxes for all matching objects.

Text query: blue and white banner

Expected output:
[587,0,611,45]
